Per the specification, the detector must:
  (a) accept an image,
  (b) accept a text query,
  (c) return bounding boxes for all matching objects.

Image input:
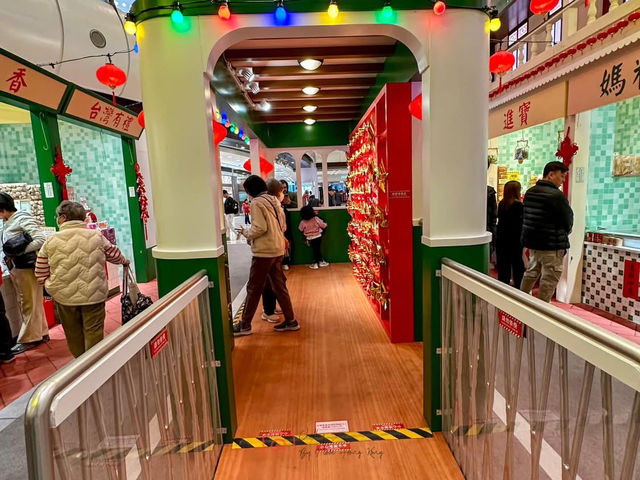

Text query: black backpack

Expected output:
[231,199,239,214]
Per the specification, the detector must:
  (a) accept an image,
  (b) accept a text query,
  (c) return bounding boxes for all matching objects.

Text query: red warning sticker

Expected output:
[372,423,405,431]
[316,443,351,452]
[258,430,292,437]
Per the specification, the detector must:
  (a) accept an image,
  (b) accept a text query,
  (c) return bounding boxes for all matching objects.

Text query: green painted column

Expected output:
[121,138,153,283]
[30,109,63,228]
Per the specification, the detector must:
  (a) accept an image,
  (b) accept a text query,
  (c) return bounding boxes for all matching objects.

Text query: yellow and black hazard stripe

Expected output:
[231,427,433,449]
[449,422,507,437]
[232,302,245,324]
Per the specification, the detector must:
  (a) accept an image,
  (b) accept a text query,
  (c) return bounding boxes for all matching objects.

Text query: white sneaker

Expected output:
[282,265,289,271]
[261,313,280,323]
[319,261,329,267]
[309,263,319,270]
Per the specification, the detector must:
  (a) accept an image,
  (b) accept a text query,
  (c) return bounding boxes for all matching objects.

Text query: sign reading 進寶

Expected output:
[489,82,567,139]
[498,310,523,338]
[63,89,143,138]
[0,52,67,110]
[568,46,640,115]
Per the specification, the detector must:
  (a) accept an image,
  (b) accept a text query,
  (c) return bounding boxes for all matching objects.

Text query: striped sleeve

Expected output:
[35,243,50,284]
[102,235,127,264]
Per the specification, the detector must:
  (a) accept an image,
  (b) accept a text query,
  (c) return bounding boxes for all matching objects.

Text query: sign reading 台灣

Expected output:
[568,46,640,115]
[0,52,67,110]
[63,89,143,138]
[498,310,523,338]
[489,82,567,139]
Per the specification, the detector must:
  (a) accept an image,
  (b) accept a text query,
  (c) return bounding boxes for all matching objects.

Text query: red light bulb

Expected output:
[218,3,231,20]
[433,1,446,15]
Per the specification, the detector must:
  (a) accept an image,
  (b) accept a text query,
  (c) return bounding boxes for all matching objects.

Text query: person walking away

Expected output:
[234,175,298,336]
[0,193,48,353]
[487,185,498,262]
[496,181,525,288]
[223,190,239,240]
[35,201,129,357]
[242,199,251,225]
[299,205,328,270]
[520,161,573,302]
[280,180,295,270]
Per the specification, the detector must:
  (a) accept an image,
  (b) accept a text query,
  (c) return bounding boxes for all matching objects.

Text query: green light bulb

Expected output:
[171,9,184,24]
[381,5,393,20]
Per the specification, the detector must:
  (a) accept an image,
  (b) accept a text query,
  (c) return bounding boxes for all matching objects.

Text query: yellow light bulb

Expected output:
[124,20,137,35]
[328,2,339,18]
[489,18,501,32]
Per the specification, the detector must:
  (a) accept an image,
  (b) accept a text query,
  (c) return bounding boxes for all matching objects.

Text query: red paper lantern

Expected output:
[586,37,597,46]
[489,50,515,92]
[577,42,587,51]
[597,31,609,41]
[607,26,618,36]
[567,47,577,56]
[433,1,446,16]
[243,159,251,171]
[213,121,227,145]
[617,20,629,30]
[137,111,145,128]
[260,157,274,174]
[96,62,126,105]
[408,94,422,120]
[629,12,640,23]
[530,0,559,15]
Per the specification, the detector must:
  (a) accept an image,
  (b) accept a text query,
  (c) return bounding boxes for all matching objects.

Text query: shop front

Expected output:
[0,47,152,307]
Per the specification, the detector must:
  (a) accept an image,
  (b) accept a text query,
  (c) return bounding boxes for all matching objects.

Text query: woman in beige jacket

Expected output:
[234,175,298,336]
[35,201,129,357]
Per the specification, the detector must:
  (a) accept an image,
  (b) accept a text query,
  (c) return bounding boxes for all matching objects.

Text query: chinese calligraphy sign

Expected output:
[498,310,523,338]
[6,68,27,94]
[503,109,514,130]
[0,53,67,109]
[600,62,626,97]
[518,101,530,126]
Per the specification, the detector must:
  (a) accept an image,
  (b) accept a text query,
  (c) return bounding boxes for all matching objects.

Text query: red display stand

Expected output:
[347,83,414,343]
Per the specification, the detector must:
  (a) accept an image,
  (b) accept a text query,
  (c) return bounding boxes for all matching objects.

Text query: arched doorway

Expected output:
[135,7,489,445]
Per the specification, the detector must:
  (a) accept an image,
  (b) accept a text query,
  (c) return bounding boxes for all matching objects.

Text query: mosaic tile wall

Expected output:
[0,124,39,184]
[582,243,640,323]
[496,118,565,190]
[58,119,134,273]
[586,98,640,232]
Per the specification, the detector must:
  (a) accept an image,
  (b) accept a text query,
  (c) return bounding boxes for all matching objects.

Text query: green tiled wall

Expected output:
[496,118,565,189]
[586,98,640,231]
[58,119,135,272]
[0,124,39,184]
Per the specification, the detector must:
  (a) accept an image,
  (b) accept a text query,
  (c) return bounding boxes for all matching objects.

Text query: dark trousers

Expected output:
[283,231,293,267]
[262,283,277,315]
[496,246,525,288]
[242,256,294,328]
[0,292,13,354]
[244,214,251,225]
[309,237,323,264]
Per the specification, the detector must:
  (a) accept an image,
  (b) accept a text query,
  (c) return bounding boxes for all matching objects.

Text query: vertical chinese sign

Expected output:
[622,260,640,301]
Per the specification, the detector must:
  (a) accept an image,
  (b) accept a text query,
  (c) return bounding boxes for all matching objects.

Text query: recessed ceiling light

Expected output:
[299,59,323,71]
[303,105,317,113]
[302,86,319,95]
[304,118,316,125]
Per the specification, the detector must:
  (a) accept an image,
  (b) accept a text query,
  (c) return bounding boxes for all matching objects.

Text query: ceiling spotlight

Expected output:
[303,105,317,112]
[237,68,255,82]
[299,59,323,71]
[259,100,271,111]
[246,82,260,94]
[327,0,339,19]
[302,86,319,95]
[304,118,316,125]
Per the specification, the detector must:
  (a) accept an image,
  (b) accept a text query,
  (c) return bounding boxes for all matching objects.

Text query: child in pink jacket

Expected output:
[298,206,328,270]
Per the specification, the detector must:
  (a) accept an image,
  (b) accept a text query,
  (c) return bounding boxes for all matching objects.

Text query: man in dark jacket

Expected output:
[520,161,573,302]
[487,185,498,257]
[223,190,239,241]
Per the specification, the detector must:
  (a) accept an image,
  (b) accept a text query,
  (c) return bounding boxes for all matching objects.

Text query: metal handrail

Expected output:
[24,271,209,480]
[441,258,640,369]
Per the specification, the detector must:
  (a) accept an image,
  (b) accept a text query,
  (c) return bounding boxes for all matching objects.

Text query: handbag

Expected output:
[121,265,153,324]
[3,232,37,269]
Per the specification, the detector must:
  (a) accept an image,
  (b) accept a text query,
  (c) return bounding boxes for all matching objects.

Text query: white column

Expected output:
[563,6,579,38]
[422,9,489,247]
[609,0,619,11]
[557,113,590,304]
[545,23,553,51]
[249,138,261,178]
[295,153,303,207]
[138,18,223,259]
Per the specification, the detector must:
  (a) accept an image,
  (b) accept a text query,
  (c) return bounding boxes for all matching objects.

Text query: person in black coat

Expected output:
[496,181,524,288]
[520,161,573,302]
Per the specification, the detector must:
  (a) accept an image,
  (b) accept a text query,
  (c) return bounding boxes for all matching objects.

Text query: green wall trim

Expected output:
[155,256,237,443]
[253,122,353,149]
[144,247,157,281]
[30,109,64,228]
[412,225,423,342]
[288,209,351,265]
[421,242,488,431]
[121,138,150,283]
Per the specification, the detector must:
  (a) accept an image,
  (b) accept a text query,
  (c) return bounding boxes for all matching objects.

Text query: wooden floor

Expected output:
[215,263,462,479]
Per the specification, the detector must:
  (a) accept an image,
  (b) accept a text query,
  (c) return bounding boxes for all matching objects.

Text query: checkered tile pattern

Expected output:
[586,99,640,231]
[0,124,39,184]
[582,243,640,323]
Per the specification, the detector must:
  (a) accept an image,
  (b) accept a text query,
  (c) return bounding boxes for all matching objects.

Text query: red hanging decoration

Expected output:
[530,0,560,15]
[213,120,227,145]
[134,163,150,240]
[408,94,422,120]
[629,12,640,23]
[137,110,145,128]
[51,145,72,201]
[260,157,274,175]
[490,50,516,92]
[96,62,127,106]
[243,159,251,171]
[555,127,579,197]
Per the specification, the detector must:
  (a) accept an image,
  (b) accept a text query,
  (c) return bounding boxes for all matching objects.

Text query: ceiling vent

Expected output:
[237,68,255,82]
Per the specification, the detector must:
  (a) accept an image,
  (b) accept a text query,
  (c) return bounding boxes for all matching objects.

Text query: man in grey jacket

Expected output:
[0,193,48,353]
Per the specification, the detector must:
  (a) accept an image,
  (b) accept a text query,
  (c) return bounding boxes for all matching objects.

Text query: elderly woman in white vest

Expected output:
[0,192,48,354]
[35,201,129,358]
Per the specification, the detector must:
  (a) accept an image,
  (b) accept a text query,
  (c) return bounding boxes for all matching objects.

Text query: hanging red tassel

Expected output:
[134,163,150,240]
[499,76,503,93]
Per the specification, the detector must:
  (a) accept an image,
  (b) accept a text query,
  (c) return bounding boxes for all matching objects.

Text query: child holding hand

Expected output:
[298,206,328,270]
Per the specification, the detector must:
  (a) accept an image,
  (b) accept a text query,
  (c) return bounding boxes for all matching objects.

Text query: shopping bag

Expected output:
[121,266,153,324]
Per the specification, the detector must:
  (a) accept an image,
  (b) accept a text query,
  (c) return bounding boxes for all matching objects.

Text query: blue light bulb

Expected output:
[275,5,288,24]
